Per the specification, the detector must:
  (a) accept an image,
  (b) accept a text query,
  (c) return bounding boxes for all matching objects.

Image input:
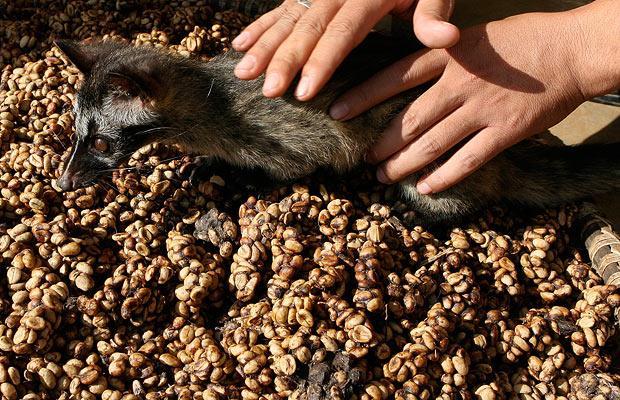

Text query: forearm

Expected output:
[567,0,620,99]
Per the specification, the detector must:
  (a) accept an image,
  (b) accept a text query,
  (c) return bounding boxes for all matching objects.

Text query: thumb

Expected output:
[413,0,460,48]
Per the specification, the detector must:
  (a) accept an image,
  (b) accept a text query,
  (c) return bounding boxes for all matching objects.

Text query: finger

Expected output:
[262,0,345,98]
[329,49,447,120]
[367,80,460,164]
[295,0,395,101]
[234,2,308,81]
[232,6,285,52]
[413,0,460,49]
[376,105,484,184]
[416,127,508,193]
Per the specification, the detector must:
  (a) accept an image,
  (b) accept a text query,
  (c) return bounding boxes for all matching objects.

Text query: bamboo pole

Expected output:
[578,203,620,286]
[577,202,620,324]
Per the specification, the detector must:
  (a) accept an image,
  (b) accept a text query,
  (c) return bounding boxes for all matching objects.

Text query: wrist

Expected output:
[564,0,620,99]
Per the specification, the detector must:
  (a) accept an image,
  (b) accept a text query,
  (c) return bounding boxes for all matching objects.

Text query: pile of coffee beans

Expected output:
[1,1,618,399]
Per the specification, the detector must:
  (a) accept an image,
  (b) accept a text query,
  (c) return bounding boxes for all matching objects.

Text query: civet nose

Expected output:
[57,172,75,192]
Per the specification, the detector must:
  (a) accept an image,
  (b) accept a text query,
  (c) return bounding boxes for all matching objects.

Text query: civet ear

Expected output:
[54,40,101,73]
[55,39,127,74]
[108,72,149,99]
[108,61,164,102]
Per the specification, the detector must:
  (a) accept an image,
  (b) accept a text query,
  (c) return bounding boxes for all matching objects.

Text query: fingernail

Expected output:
[235,54,256,72]
[295,75,311,99]
[377,167,390,184]
[329,102,349,120]
[232,32,249,48]
[263,73,281,94]
[417,181,433,195]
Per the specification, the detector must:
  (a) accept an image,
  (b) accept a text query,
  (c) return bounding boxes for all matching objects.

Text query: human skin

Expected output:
[230,0,460,99]
[330,0,620,194]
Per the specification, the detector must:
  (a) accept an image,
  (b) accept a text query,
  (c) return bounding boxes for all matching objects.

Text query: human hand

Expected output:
[330,9,606,194]
[231,0,459,100]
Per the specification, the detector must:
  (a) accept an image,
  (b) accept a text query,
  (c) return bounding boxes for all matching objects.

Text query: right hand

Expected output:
[330,6,615,194]
[231,0,460,100]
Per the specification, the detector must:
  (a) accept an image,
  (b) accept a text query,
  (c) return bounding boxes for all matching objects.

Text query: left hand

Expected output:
[231,0,459,100]
[329,10,596,194]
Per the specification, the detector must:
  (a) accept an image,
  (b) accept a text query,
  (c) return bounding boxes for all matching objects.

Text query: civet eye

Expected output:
[93,137,109,153]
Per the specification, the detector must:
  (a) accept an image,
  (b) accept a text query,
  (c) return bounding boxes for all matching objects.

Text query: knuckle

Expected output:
[327,18,357,38]
[253,38,276,53]
[460,70,482,89]
[504,114,524,131]
[401,112,420,136]
[253,16,271,31]
[381,63,411,88]
[272,51,301,71]
[398,66,418,86]
[357,88,373,106]
[349,84,373,107]
[247,20,264,33]
[296,18,327,36]
[460,152,484,172]
[416,135,443,159]
[280,8,302,26]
